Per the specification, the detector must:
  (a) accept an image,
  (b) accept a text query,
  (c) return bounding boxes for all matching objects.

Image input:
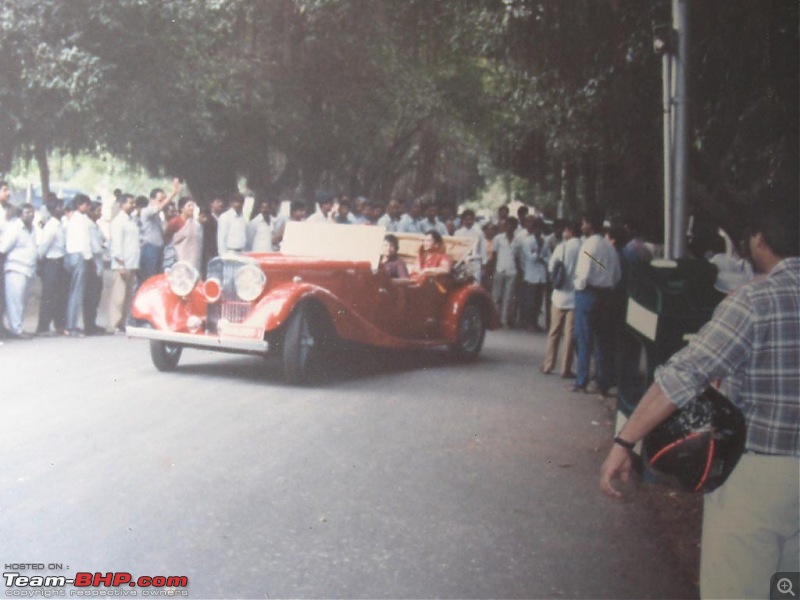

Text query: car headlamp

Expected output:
[234,264,266,301]
[167,261,200,297]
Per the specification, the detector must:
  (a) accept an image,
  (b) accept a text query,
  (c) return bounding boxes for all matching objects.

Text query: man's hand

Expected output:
[171,178,182,196]
[600,445,634,499]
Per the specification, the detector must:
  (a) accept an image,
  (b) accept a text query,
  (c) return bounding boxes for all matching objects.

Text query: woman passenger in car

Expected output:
[381,234,410,279]
[418,230,452,275]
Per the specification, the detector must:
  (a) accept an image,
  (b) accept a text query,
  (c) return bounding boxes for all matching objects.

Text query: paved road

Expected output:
[1,328,697,599]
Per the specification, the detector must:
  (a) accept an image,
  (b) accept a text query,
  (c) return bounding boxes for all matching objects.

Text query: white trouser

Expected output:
[701,453,800,599]
[4,270,31,335]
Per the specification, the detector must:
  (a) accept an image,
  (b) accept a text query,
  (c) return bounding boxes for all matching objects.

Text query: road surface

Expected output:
[1,327,699,599]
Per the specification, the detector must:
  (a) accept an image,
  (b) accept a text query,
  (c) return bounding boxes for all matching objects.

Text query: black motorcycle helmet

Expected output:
[642,386,746,493]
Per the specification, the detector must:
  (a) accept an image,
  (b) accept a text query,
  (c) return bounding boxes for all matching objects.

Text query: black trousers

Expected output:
[37,257,69,333]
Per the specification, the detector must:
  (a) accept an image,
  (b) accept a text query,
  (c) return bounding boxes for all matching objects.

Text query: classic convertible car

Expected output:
[127,222,498,383]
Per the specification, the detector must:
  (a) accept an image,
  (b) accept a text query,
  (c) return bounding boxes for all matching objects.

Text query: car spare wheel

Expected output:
[150,340,183,371]
[451,302,486,360]
[283,303,332,384]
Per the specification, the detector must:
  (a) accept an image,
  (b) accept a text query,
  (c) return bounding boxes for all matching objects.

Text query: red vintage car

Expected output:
[127,222,498,383]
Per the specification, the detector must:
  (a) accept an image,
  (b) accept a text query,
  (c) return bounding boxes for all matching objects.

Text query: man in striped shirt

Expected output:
[600,194,799,599]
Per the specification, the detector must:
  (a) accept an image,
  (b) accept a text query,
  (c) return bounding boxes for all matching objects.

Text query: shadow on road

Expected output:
[171,341,503,387]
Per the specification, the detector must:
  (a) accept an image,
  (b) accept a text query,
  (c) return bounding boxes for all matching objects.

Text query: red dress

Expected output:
[418,243,452,273]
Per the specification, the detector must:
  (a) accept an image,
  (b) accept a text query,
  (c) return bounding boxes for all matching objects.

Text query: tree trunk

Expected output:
[561,159,578,218]
[183,160,238,206]
[34,142,51,200]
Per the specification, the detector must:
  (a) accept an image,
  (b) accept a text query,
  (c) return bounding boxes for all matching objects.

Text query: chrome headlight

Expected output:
[234,264,266,301]
[167,262,199,297]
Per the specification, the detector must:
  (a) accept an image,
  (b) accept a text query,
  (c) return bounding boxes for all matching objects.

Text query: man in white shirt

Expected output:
[0,181,13,337]
[64,194,94,337]
[398,200,426,234]
[246,198,275,252]
[520,217,550,332]
[491,217,522,327]
[0,203,37,338]
[454,209,488,282]
[217,193,248,254]
[108,194,141,333]
[83,201,106,335]
[377,200,403,232]
[35,198,68,335]
[571,210,621,395]
[305,192,335,224]
[420,203,448,237]
[541,221,581,377]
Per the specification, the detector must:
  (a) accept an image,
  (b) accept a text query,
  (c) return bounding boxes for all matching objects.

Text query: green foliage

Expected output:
[0,0,796,226]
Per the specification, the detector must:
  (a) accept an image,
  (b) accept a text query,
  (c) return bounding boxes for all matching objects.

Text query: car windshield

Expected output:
[281,221,387,269]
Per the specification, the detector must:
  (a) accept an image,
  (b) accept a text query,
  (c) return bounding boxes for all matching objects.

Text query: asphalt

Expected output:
[2,275,702,599]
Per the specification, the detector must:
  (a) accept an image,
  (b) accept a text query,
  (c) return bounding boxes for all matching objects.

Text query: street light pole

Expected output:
[660,42,673,260]
[655,0,690,260]
[672,0,689,259]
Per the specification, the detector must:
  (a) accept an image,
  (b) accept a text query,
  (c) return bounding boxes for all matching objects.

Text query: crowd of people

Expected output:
[0,176,753,368]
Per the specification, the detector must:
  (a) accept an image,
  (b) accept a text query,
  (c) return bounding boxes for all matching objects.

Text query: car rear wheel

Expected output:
[150,340,183,372]
[450,302,486,360]
[282,303,331,384]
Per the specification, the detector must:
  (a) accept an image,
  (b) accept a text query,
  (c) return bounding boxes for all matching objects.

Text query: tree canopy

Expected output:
[0,0,796,238]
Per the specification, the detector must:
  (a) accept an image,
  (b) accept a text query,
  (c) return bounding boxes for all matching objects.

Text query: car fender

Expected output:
[441,283,498,340]
[131,274,208,331]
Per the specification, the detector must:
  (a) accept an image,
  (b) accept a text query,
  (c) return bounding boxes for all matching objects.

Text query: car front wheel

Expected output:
[150,340,183,372]
[450,302,486,360]
[282,303,331,384]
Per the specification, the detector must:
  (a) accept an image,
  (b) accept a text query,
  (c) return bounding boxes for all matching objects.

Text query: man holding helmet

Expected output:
[599,191,799,599]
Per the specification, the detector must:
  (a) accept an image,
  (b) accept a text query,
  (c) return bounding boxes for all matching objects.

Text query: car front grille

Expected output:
[205,256,254,333]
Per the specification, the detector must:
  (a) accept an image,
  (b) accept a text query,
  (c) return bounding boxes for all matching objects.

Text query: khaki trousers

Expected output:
[542,305,575,376]
[108,269,138,331]
[701,453,799,599]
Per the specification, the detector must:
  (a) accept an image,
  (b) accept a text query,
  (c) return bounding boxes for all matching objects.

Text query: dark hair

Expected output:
[749,192,799,257]
[605,224,627,250]
[384,234,399,251]
[582,209,605,233]
[228,192,245,204]
[290,200,305,214]
[72,193,91,209]
[118,193,134,205]
[45,197,63,215]
[461,209,476,220]
[89,201,102,212]
[149,188,164,199]
[315,191,335,206]
[425,229,443,244]
[20,202,34,212]
[135,195,149,209]
[177,196,194,211]
[0,180,8,189]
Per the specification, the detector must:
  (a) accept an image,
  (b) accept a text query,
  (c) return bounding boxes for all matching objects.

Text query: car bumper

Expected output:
[126,326,269,354]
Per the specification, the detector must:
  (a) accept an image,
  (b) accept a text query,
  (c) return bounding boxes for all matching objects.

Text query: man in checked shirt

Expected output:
[600,192,799,599]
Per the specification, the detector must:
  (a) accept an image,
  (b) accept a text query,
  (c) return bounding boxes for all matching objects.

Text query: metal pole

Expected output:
[662,50,673,260]
[672,0,689,258]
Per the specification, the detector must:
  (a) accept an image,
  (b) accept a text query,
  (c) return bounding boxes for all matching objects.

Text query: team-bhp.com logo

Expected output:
[4,571,189,597]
